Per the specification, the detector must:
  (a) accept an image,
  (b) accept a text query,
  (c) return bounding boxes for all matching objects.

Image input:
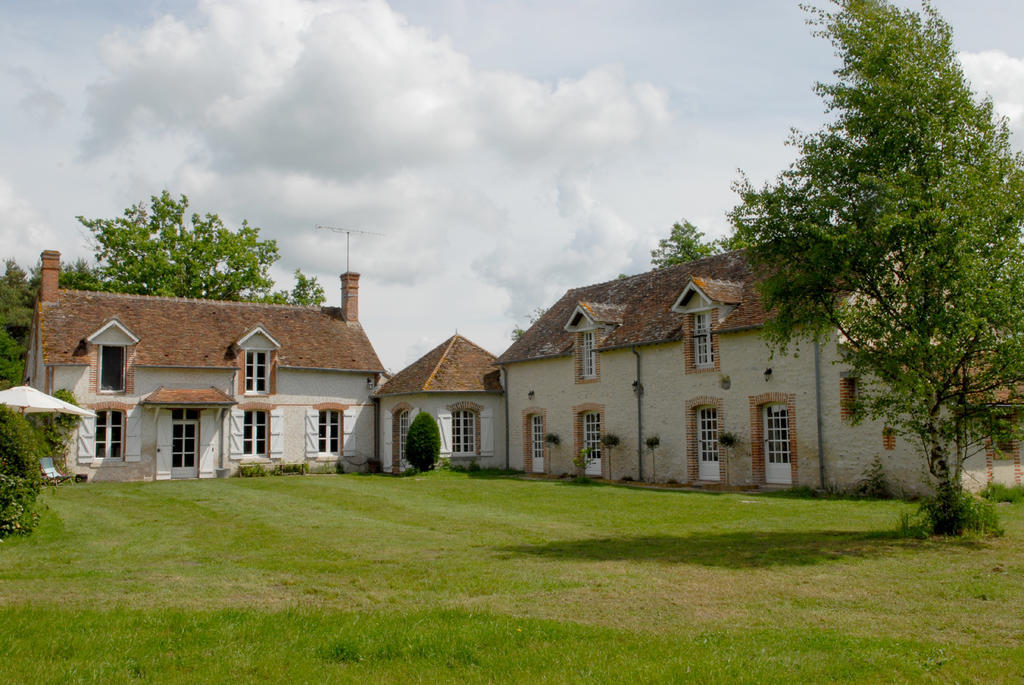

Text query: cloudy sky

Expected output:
[3,0,1024,371]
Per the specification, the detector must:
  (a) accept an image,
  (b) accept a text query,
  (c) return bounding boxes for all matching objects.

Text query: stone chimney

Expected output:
[40,250,60,303]
[340,272,360,322]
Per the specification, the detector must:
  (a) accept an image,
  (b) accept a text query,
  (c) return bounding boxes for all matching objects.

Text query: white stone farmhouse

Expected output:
[496,250,1019,493]
[24,250,384,481]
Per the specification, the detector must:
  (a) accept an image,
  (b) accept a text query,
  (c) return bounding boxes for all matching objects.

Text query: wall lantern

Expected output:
[763,367,773,382]
[528,390,535,400]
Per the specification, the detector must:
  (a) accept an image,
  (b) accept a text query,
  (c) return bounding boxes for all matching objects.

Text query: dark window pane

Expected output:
[100,346,125,391]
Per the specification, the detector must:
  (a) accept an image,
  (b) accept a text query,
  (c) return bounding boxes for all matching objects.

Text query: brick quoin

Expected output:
[748,392,797,485]
[686,396,724,483]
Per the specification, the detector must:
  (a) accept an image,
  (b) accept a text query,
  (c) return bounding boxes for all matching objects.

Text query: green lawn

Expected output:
[1,472,1022,683]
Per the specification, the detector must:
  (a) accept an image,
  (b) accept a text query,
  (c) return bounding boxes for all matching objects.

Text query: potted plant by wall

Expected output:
[645,435,660,483]
[601,433,621,480]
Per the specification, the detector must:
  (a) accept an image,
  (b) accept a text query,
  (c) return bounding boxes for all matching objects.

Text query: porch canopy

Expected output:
[140,387,236,406]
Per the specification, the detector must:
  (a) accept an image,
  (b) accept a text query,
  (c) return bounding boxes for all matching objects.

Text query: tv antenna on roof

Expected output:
[316,225,385,273]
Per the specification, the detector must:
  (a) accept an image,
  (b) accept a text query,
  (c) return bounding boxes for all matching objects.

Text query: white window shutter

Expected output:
[156,410,172,480]
[481,408,494,456]
[381,411,393,471]
[305,409,319,458]
[438,412,452,457]
[125,406,142,462]
[270,408,284,459]
[343,407,358,456]
[229,409,244,460]
[76,416,96,464]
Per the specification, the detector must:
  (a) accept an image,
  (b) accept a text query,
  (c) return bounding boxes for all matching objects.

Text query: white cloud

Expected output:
[960,50,1024,137]
[0,179,62,265]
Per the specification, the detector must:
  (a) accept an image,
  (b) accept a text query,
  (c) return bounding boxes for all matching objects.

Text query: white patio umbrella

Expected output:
[0,385,96,417]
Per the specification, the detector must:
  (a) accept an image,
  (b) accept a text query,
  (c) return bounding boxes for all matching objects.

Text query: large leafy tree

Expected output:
[649,220,747,269]
[731,0,1024,532]
[77,190,324,304]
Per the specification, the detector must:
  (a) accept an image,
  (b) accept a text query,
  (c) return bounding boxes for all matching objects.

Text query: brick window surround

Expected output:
[237,349,277,395]
[390,402,413,474]
[985,433,1022,485]
[574,331,602,384]
[572,403,606,478]
[89,344,137,395]
[748,392,798,485]
[446,401,483,456]
[686,396,724,483]
[682,310,721,374]
[522,408,548,473]
[840,376,857,420]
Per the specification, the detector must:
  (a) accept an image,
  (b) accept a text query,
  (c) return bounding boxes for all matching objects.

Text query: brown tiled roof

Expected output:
[142,387,236,405]
[497,250,767,364]
[376,335,502,396]
[40,290,384,371]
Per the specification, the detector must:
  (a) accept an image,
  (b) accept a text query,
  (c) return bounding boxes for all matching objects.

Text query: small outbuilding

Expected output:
[375,335,505,472]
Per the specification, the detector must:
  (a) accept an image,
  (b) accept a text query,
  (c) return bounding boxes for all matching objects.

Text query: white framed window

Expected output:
[243,410,268,457]
[95,410,124,459]
[452,410,476,454]
[583,412,602,461]
[245,350,269,394]
[398,410,410,459]
[693,312,713,368]
[531,414,545,463]
[99,345,125,392]
[698,407,719,464]
[581,331,596,378]
[318,410,341,455]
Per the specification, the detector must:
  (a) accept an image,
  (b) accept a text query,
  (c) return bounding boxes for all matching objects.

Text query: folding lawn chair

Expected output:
[40,457,73,485]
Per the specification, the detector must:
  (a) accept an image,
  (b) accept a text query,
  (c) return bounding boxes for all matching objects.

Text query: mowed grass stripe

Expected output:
[1,471,1022,681]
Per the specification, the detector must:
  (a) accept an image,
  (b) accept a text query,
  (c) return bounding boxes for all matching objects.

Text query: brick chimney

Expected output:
[340,272,360,322]
[40,250,60,302]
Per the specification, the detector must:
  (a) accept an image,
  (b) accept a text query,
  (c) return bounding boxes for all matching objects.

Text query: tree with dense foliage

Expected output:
[730,0,1024,534]
[649,220,747,269]
[76,190,324,304]
[405,412,441,471]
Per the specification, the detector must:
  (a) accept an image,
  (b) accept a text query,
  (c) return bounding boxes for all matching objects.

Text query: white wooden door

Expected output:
[697,407,720,481]
[764,404,792,484]
[171,414,200,479]
[583,412,602,477]
[530,414,545,473]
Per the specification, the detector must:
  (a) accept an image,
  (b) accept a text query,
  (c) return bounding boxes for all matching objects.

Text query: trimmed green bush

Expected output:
[236,463,268,478]
[0,405,42,539]
[406,412,441,471]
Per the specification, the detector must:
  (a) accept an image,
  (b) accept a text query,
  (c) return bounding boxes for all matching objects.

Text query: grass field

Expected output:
[1,471,1022,683]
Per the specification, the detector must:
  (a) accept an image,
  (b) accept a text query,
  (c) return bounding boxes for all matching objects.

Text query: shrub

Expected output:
[272,463,308,475]
[0,473,39,538]
[918,480,1003,537]
[405,412,440,471]
[236,463,268,478]
[0,406,43,539]
[853,456,891,499]
[572,447,594,477]
[645,435,660,450]
[980,482,1024,504]
[544,433,560,446]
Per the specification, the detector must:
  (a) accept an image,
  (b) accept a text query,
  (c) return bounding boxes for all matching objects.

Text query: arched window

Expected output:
[452,410,476,455]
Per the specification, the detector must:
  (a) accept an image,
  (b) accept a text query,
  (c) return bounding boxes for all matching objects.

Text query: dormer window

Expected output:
[100,346,125,392]
[581,331,596,378]
[693,312,713,368]
[245,350,269,394]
